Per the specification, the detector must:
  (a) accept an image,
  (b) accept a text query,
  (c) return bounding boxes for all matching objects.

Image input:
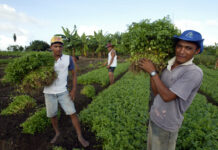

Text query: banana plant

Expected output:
[87,35,98,57]
[94,30,107,58]
[81,33,89,57]
[56,25,82,56]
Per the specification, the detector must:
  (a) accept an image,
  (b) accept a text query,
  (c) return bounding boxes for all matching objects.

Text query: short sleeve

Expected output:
[169,70,203,101]
[68,56,75,71]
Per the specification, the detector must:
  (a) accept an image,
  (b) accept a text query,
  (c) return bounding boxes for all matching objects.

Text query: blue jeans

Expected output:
[147,120,178,150]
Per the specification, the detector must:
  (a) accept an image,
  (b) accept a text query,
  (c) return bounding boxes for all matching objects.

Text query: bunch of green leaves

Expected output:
[80,85,95,98]
[19,66,57,96]
[121,16,180,72]
[78,62,130,86]
[3,52,55,84]
[80,72,150,150]
[177,94,218,150]
[20,107,60,135]
[0,95,36,115]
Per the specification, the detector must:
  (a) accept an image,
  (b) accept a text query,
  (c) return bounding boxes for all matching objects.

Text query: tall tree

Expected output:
[26,40,50,51]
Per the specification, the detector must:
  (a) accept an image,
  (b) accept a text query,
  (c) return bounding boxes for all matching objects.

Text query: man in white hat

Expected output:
[43,36,89,147]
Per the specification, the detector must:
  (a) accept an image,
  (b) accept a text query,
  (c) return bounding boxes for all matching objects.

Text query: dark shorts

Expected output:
[108,67,116,72]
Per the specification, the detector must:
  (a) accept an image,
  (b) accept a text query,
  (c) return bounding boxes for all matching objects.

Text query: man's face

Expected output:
[175,40,200,64]
[50,43,63,57]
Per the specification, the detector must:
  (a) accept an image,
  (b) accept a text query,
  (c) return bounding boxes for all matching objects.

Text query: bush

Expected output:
[26,40,49,51]
[7,45,24,51]
[80,85,95,98]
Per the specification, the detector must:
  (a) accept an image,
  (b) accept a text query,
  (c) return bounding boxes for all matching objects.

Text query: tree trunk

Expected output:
[92,52,95,58]
[98,52,101,58]
[73,48,75,56]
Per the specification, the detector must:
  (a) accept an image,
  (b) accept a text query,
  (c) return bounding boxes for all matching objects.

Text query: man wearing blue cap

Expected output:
[139,30,204,150]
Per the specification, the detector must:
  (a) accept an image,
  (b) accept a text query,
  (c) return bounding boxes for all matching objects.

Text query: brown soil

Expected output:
[0,56,127,150]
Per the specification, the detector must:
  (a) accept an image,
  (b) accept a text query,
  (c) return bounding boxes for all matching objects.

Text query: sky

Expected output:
[0,0,218,50]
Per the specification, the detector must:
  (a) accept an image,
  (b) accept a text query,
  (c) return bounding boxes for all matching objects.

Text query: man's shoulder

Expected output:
[189,64,203,76]
[62,54,70,58]
[182,64,203,82]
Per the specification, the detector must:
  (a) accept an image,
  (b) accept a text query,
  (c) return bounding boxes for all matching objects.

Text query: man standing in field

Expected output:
[106,43,117,85]
[43,36,89,147]
[139,30,204,150]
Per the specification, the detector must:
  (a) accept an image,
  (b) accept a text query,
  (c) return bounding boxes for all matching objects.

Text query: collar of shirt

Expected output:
[167,56,194,71]
[55,54,63,62]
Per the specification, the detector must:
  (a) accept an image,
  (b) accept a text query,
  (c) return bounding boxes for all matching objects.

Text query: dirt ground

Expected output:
[0,56,126,150]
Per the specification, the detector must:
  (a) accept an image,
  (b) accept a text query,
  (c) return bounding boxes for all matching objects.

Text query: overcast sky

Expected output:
[0,0,218,50]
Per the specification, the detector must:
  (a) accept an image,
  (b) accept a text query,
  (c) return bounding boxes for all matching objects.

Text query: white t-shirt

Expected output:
[43,54,74,94]
[108,49,117,67]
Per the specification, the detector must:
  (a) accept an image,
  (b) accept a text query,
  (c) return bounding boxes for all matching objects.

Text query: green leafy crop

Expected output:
[80,85,96,98]
[20,107,60,135]
[78,62,130,86]
[0,95,36,115]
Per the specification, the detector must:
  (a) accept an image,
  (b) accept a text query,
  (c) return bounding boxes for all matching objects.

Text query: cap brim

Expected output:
[173,35,204,42]
[51,42,64,45]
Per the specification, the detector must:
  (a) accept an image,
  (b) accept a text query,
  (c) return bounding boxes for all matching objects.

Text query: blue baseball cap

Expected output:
[174,30,204,54]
